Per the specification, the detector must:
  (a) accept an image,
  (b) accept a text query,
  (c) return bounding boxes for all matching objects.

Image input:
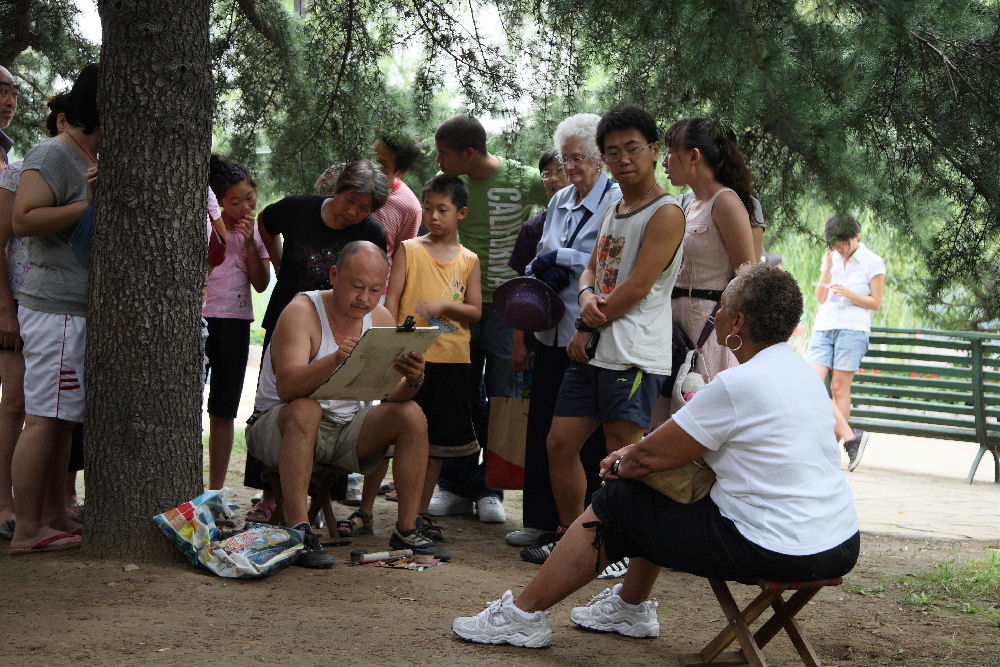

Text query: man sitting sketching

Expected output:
[245,240,451,567]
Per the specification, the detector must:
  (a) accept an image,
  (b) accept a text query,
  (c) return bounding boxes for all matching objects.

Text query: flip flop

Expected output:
[385,490,398,502]
[10,532,82,555]
[245,500,276,523]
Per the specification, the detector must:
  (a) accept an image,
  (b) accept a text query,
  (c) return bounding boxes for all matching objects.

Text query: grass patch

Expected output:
[901,552,1000,624]
[201,429,248,457]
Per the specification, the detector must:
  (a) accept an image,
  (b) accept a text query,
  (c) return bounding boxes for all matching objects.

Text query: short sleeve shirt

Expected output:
[0,161,30,299]
[18,138,90,316]
[259,195,387,334]
[202,222,269,320]
[458,157,547,302]
[811,243,885,333]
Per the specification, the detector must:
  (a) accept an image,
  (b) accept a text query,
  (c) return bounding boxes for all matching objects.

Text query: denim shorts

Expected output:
[553,362,665,429]
[805,328,870,372]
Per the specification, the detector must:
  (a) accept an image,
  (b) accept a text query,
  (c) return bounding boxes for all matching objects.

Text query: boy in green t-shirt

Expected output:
[430,114,547,523]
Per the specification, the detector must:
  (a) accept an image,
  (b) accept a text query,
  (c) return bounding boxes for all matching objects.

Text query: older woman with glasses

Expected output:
[453,263,860,648]
[503,114,623,558]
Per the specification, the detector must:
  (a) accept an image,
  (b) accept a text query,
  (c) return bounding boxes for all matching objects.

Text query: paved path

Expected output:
[219,346,1000,543]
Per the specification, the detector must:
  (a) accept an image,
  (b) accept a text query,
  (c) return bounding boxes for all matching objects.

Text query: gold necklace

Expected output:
[622,183,657,214]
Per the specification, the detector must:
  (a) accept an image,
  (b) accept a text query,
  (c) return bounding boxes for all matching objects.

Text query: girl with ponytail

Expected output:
[661,118,758,381]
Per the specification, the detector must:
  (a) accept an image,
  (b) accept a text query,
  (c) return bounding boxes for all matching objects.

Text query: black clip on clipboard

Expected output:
[397,315,416,332]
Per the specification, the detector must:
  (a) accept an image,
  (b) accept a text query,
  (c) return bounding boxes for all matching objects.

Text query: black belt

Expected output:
[672,286,724,301]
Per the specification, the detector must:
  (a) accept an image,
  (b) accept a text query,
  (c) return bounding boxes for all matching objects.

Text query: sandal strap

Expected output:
[349,509,373,525]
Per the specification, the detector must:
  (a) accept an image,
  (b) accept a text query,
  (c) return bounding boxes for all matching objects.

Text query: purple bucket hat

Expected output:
[493,277,567,332]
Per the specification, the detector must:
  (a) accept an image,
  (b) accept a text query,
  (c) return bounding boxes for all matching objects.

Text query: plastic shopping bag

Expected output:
[153,489,303,578]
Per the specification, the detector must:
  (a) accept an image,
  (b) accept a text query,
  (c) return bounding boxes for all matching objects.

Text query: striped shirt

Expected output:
[373,178,421,269]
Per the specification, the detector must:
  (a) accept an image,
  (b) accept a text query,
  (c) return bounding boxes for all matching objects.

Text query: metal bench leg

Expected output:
[967,446,988,484]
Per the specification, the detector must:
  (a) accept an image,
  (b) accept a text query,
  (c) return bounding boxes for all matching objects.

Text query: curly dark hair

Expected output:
[209,154,255,200]
[722,263,803,345]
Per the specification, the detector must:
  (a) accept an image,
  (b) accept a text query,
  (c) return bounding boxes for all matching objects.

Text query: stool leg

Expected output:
[754,588,823,666]
[698,579,772,667]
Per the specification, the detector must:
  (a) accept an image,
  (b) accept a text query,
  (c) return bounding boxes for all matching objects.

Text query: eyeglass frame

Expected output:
[603,142,656,164]
[540,166,566,181]
[557,152,599,167]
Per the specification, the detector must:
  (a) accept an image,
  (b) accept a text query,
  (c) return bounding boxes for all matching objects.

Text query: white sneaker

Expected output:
[344,473,362,506]
[428,488,474,516]
[598,556,629,579]
[569,583,659,638]
[475,496,506,523]
[452,590,552,648]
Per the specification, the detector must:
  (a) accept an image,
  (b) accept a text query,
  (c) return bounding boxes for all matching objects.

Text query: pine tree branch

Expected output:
[0,0,35,67]
[235,0,282,45]
[910,28,1000,116]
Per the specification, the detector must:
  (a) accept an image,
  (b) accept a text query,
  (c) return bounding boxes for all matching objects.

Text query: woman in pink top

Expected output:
[663,119,757,380]
[204,155,269,492]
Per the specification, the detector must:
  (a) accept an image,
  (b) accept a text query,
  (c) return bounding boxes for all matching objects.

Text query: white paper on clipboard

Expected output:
[309,326,441,401]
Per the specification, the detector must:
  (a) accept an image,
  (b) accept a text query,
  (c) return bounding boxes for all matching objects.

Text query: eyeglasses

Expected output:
[540,167,565,181]
[603,142,655,164]
[558,154,594,167]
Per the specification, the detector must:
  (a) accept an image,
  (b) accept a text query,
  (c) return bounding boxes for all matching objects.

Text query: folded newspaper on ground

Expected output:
[310,326,440,401]
[153,488,303,578]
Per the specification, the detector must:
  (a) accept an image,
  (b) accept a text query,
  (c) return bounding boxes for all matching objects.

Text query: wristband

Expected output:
[577,286,595,304]
[575,317,595,333]
[405,376,424,391]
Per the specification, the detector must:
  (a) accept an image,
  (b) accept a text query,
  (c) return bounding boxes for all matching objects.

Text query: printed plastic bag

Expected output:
[153,489,303,578]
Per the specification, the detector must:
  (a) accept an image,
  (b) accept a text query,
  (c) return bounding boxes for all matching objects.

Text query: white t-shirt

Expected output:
[672,343,858,555]
[812,243,885,332]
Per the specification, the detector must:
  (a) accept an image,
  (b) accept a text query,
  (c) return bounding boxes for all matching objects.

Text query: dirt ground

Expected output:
[5,461,1000,667]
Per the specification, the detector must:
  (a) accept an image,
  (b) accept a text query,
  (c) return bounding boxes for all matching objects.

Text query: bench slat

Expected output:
[854,373,969,391]
[860,361,971,378]
[852,384,975,404]
[849,419,981,443]
[850,408,978,430]
[849,396,975,416]
[862,349,972,366]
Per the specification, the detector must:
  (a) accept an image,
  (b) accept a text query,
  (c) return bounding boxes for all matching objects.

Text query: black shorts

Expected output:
[416,362,479,458]
[205,317,251,419]
[590,480,859,581]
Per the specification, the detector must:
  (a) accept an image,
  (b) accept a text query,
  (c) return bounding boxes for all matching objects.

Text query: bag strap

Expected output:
[696,300,723,349]
[566,179,615,248]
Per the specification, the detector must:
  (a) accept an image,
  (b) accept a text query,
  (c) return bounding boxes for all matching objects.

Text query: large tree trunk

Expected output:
[84,2,212,561]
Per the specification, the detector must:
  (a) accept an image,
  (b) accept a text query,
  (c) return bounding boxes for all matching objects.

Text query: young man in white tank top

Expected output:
[245,241,452,567]
[524,107,685,568]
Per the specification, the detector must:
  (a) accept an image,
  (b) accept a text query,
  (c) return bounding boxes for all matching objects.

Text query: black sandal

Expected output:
[336,509,373,537]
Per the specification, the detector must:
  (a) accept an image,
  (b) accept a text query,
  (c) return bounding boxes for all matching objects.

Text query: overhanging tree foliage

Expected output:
[2,0,999,560]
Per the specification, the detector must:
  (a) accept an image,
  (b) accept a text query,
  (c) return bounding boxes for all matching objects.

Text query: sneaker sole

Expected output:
[452,625,551,648]
[569,616,659,638]
[848,431,869,472]
[505,531,557,547]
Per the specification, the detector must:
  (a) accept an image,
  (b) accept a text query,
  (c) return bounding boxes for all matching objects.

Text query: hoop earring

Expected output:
[725,333,743,352]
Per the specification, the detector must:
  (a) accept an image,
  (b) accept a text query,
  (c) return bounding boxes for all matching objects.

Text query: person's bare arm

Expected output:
[832,273,885,311]
[711,190,756,272]
[271,295,356,401]
[236,216,269,293]
[12,169,88,237]
[599,419,709,480]
[751,225,764,261]
[384,244,407,321]
[593,203,685,322]
[257,213,282,276]
[570,233,603,363]
[815,250,833,304]
[0,189,20,349]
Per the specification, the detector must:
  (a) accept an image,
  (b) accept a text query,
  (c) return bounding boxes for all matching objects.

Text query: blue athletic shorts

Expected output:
[553,362,665,429]
[805,328,870,372]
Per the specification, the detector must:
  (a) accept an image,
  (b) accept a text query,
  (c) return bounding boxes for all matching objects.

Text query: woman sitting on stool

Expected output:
[452,262,860,648]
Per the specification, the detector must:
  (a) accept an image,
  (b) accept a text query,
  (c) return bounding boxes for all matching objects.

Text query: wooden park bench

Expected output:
[849,327,1000,483]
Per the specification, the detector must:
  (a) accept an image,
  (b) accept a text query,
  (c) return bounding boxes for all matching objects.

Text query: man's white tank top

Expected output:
[254,290,373,423]
[591,194,683,376]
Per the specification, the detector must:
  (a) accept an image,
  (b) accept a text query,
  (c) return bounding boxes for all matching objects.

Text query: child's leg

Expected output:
[208,415,235,490]
[421,457,444,514]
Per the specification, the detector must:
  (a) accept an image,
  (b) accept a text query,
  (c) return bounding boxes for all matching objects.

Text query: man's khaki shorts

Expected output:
[246,403,376,474]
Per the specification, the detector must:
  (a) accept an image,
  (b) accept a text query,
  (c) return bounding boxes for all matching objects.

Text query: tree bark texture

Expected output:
[85,2,212,561]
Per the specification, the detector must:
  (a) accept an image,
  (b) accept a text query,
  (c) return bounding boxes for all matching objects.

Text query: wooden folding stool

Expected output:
[262,464,346,539]
[680,577,843,667]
